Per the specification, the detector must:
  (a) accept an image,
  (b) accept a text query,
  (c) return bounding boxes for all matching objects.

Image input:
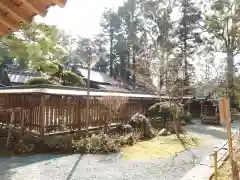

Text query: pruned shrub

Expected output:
[148,101,187,136]
[130,113,156,139]
[148,101,181,119]
[73,132,121,154]
[72,130,142,154]
[62,71,86,87]
[179,112,192,124]
[26,77,55,85]
[13,140,34,155]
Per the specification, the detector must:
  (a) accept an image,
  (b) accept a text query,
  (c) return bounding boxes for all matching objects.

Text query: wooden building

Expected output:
[0,0,67,35]
[73,67,132,92]
[7,69,41,86]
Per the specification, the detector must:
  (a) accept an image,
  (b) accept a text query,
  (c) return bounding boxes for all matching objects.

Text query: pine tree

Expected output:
[175,0,202,94]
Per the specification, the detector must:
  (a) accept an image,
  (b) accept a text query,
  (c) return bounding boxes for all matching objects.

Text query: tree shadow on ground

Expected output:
[0,136,68,179]
[0,153,67,179]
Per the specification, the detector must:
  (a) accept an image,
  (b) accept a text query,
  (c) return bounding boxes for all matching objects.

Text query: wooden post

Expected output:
[219,96,234,179]
[86,56,91,135]
[40,95,46,138]
[200,101,203,117]
[6,111,15,149]
[212,149,218,180]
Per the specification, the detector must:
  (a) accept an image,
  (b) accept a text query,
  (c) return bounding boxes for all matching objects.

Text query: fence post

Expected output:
[212,149,218,180]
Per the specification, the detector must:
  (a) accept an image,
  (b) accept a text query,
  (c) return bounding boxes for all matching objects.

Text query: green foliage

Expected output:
[204,0,240,52]
[149,101,181,119]
[2,23,67,70]
[26,77,55,85]
[13,140,34,155]
[39,60,61,76]
[73,132,122,154]
[62,70,86,87]
[179,112,192,123]
[33,60,86,87]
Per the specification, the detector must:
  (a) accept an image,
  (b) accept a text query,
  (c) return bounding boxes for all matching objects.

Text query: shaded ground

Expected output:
[0,120,239,180]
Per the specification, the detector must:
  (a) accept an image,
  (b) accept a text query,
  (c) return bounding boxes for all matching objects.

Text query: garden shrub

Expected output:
[13,140,34,155]
[72,130,142,154]
[26,77,55,85]
[62,70,86,87]
[179,112,192,124]
[73,132,122,154]
[129,113,156,139]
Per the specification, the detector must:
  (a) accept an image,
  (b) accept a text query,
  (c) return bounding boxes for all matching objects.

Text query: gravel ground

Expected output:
[0,121,238,180]
[0,143,219,180]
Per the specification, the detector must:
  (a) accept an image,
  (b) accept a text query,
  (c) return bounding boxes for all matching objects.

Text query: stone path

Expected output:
[0,144,218,180]
[180,121,240,180]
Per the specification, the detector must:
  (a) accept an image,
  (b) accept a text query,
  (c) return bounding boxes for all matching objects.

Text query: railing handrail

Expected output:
[216,128,240,153]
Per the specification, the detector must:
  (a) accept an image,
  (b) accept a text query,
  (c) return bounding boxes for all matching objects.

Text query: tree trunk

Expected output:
[227,49,234,107]
[172,119,181,139]
[132,46,136,90]
[109,29,114,77]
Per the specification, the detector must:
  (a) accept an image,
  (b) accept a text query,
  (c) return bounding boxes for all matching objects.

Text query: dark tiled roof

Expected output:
[8,70,41,84]
[97,84,131,92]
[76,68,119,85]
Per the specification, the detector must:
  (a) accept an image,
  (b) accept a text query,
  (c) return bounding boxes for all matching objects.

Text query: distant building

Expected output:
[7,69,41,86]
[72,67,131,92]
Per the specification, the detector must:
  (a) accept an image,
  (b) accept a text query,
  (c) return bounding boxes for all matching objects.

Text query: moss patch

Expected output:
[211,161,231,180]
[122,134,204,160]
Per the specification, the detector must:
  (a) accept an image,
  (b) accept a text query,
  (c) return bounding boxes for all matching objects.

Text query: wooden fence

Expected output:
[0,85,193,137]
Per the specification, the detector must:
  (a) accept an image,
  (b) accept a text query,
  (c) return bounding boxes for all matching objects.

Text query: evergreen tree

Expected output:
[175,0,202,93]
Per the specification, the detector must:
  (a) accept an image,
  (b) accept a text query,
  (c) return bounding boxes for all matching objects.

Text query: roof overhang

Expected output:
[0,0,67,35]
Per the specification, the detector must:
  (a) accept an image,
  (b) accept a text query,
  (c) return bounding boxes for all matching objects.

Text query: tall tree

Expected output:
[100,8,121,76]
[75,34,109,72]
[204,0,240,102]
[92,33,109,73]
[118,0,142,89]
[139,0,176,93]
[175,0,202,93]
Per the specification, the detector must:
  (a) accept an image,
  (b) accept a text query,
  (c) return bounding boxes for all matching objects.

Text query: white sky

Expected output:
[35,0,124,37]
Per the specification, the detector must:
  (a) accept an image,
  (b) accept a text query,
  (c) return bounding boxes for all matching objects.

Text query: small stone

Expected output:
[159,128,168,136]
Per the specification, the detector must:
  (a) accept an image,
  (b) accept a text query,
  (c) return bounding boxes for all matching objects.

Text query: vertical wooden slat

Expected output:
[40,95,46,138]
[20,109,25,139]
[66,96,70,127]
[54,96,58,131]
[45,102,49,130]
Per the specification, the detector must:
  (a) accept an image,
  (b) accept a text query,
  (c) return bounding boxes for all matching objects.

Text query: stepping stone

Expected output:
[200,155,214,167]
[180,165,213,180]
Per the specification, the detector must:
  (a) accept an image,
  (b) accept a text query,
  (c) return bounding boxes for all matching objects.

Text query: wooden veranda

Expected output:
[0,85,193,137]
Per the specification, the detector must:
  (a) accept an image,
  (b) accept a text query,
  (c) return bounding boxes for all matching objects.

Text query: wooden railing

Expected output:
[0,85,193,136]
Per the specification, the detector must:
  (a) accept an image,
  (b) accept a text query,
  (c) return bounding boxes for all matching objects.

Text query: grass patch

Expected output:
[122,134,203,160]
